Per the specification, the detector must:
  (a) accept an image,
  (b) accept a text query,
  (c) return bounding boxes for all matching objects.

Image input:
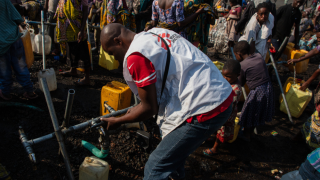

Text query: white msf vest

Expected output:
[123,28,232,138]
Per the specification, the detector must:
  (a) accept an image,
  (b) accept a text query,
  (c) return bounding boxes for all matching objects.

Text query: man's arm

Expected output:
[300,69,320,91]
[101,84,159,130]
[288,47,320,64]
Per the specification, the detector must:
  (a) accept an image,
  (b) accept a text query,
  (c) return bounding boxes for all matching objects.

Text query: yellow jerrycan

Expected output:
[287,49,309,74]
[280,84,312,118]
[79,156,109,180]
[279,77,305,103]
[99,46,119,70]
[100,81,132,116]
[213,61,224,71]
[20,27,34,69]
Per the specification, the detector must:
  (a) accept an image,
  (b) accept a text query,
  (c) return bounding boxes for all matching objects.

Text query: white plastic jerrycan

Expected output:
[34,30,52,55]
[38,68,57,92]
[79,156,109,180]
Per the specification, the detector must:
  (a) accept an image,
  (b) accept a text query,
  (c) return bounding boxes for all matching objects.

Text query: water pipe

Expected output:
[19,126,36,164]
[26,106,134,146]
[268,52,294,124]
[41,11,46,70]
[40,78,74,180]
[82,140,109,159]
[26,20,100,29]
[0,102,43,112]
[62,89,75,128]
[86,19,93,71]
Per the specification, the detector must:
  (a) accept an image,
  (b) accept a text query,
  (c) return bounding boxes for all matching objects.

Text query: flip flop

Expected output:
[0,89,12,100]
[203,148,218,157]
[74,79,90,86]
[23,92,38,100]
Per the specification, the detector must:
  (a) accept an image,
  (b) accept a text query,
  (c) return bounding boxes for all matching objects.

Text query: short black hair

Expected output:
[223,59,241,75]
[229,0,238,5]
[234,41,250,55]
[256,2,271,12]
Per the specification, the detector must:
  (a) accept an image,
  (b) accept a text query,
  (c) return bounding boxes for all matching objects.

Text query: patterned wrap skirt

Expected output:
[239,81,274,128]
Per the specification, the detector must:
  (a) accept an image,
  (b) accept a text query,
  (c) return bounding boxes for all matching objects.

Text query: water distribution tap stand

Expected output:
[18,78,134,179]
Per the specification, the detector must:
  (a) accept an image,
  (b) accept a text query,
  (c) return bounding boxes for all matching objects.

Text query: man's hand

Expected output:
[299,82,310,91]
[287,59,299,64]
[100,117,121,130]
[78,30,85,43]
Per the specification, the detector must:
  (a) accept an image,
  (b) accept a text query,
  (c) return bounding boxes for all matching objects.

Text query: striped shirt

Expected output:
[307,147,320,173]
[0,0,24,56]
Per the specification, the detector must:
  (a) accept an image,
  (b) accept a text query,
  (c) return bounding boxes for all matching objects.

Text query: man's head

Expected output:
[222,59,241,84]
[302,11,307,18]
[256,2,270,25]
[233,41,250,62]
[292,0,305,9]
[100,23,136,64]
[316,32,320,46]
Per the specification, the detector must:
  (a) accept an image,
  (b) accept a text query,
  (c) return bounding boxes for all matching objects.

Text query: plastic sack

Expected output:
[209,17,229,54]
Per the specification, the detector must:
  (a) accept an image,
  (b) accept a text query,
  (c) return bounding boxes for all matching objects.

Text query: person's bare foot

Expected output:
[59,69,78,77]
[203,148,219,156]
[74,78,90,86]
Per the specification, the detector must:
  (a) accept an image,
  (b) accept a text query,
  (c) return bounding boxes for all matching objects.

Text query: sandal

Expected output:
[74,79,90,86]
[203,148,219,157]
[23,92,38,100]
[0,89,12,100]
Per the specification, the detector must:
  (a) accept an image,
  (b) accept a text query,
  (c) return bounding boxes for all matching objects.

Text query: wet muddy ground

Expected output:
[0,46,318,180]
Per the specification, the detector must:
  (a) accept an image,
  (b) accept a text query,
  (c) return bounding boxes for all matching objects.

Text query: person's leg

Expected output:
[74,41,91,85]
[0,49,14,100]
[288,35,295,43]
[204,137,221,156]
[48,12,60,55]
[10,39,36,97]
[143,105,232,180]
[299,158,320,180]
[60,42,78,76]
[92,27,101,52]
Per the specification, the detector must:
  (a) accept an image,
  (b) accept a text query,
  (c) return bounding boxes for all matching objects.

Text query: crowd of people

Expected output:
[2,0,320,179]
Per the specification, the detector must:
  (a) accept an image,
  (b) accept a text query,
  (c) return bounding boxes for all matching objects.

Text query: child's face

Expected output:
[222,69,238,84]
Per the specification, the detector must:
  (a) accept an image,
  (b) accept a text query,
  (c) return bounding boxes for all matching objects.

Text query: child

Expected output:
[203,59,242,156]
[234,41,274,141]
[225,0,241,48]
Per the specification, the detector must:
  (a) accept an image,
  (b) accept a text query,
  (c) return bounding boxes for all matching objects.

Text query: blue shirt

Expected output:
[307,148,320,173]
[0,0,24,56]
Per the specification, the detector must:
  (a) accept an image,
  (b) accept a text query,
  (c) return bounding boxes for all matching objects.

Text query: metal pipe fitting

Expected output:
[40,78,74,180]
[104,101,115,113]
[62,89,75,128]
[41,11,46,70]
[19,126,36,164]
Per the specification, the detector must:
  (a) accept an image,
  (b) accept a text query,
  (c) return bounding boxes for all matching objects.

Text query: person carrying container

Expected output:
[271,0,305,60]
[0,0,38,100]
[100,23,234,180]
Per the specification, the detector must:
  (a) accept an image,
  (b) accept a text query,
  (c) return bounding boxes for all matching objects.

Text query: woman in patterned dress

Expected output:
[144,0,207,38]
[203,60,242,156]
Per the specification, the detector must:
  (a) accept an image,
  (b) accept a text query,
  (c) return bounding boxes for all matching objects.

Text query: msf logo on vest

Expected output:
[153,33,181,50]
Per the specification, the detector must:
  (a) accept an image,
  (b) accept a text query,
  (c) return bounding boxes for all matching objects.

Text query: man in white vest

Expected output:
[100,23,234,180]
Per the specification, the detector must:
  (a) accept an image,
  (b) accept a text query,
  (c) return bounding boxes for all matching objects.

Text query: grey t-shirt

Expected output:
[239,53,270,90]
[48,0,59,13]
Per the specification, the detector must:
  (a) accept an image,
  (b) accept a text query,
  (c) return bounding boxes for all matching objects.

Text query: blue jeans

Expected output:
[0,39,33,95]
[143,104,232,180]
[299,159,320,180]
